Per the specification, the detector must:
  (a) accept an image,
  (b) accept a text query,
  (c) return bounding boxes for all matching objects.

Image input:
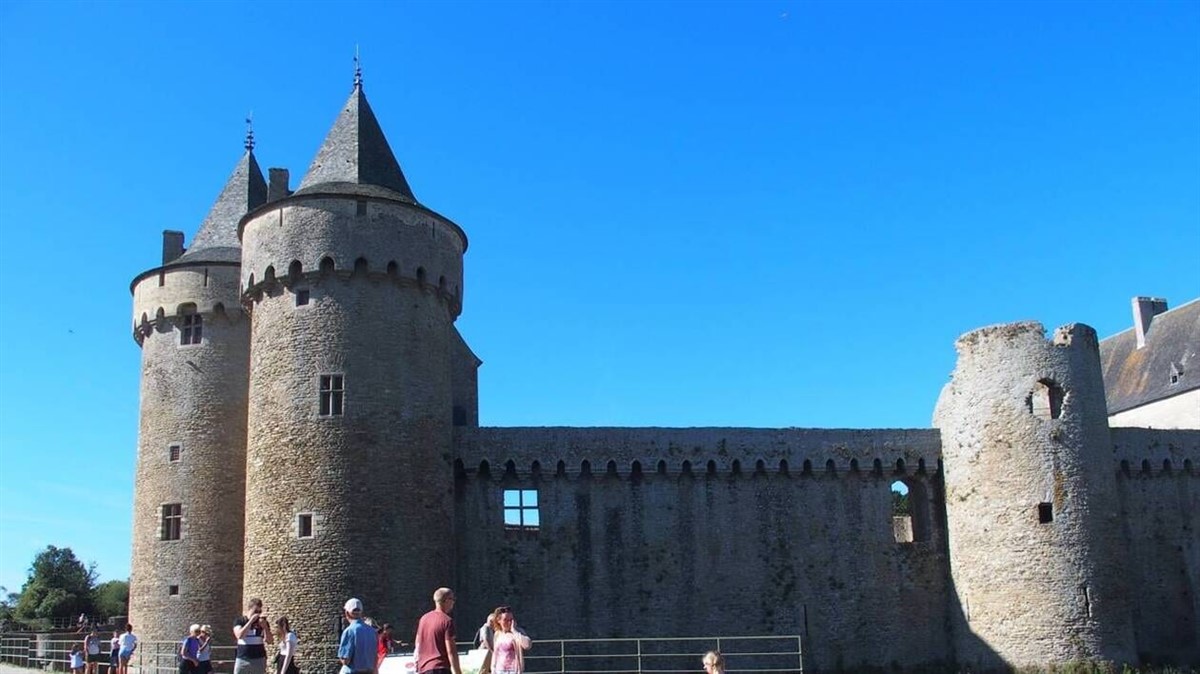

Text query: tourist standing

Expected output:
[274,617,298,674]
[488,609,529,674]
[376,624,396,670]
[474,608,502,674]
[197,626,213,674]
[179,625,201,674]
[117,623,137,674]
[337,598,377,674]
[108,631,120,674]
[70,644,85,674]
[701,651,725,674]
[83,627,103,674]
[234,598,274,674]
[413,588,460,674]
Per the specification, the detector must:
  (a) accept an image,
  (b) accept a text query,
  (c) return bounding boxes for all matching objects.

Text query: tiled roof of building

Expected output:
[173,149,267,265]
[295,84,416,202]
[1099,299,1200,414]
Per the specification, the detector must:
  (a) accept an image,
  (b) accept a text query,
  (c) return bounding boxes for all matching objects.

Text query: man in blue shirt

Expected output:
[338,598,378,674]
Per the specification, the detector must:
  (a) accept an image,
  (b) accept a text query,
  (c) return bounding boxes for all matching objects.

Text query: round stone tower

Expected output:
[934,321,1136,669]
[238,81,466,640]
[129,146,265,642]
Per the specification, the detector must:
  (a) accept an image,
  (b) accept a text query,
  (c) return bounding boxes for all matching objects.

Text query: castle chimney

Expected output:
[1132,296,1168,349]
[162,230,185,264]
[268,168,291,202]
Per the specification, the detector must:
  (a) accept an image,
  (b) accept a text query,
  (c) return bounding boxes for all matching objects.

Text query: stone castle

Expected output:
[128,79,1200,671]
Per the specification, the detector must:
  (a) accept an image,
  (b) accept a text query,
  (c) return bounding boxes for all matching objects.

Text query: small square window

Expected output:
[1038,502,1053,524]
[168,444,181,462]
[319,374,345,416]
[503,489,539,530]
[356,200,368,216]
[296,289,310,307]
[168,585,179,597]
[297,513,314,539]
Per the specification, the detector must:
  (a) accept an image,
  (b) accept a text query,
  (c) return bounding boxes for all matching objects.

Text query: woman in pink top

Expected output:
[489,609,530,674]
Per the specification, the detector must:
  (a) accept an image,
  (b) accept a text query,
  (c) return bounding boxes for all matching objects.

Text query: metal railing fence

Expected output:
[0,634,803,674]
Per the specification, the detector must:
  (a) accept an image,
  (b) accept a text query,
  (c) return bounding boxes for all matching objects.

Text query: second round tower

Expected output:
[238,82,467,639]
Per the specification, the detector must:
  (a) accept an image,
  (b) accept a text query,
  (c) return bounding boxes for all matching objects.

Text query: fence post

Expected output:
[796,635,803,674]
[636,638,642,674]
[559,640,565,674]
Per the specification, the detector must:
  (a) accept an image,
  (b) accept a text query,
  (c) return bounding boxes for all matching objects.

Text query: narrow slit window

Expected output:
[319,374,344,416]
[503,489,539,530]
[1038,502,1053,523]
[296,289,310,306]
[168,444,181,463]
[297,513,314,539]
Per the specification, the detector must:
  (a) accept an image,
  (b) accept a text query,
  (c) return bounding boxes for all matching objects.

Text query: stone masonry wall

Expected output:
[239,195,460,644]
[129,264,248,644]
[934,322,1136,670]
[452,427,949,672]
[1111,427,1200,664]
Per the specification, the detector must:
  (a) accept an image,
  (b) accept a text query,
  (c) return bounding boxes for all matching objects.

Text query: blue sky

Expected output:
[0,0,1196,596]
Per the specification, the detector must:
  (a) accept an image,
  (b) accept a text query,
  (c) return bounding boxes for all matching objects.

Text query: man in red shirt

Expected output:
[413,588,460,674]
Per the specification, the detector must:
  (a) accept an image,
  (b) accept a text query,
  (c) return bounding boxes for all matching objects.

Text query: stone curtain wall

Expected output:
[1111,427,1200,664]
[452,427,950,672]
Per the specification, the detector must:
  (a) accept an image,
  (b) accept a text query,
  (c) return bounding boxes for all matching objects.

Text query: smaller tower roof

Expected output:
[296,83,416,202]
[175,148,268,264]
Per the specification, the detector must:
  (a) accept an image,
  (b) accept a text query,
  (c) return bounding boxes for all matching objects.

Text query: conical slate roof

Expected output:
[296,84,416,201]
[175,149,267,264]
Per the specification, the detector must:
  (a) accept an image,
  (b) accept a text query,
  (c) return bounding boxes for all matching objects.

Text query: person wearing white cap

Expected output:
[337,598,377,674]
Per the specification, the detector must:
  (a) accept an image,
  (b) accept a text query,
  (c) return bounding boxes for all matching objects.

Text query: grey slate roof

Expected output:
[173,150,267,265]
[296,85,416,202]
[1099,299,1200,415]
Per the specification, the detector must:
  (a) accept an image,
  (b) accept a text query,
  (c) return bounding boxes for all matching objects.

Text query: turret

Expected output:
[934,322,1136,669]
[237,78,471,639]
[128,143,266,642]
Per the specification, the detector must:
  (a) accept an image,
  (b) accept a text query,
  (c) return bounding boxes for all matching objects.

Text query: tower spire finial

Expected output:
[354,45,362,89]
[244,111,255,152]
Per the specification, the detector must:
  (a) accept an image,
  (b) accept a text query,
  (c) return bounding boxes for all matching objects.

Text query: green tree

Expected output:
[14,546,97,620]
[92,580,129,619]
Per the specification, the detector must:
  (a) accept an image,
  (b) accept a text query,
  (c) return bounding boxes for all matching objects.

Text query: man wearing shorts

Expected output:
[233,598,273,674]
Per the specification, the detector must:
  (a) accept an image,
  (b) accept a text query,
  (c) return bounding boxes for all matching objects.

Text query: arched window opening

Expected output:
[354,258,369,275]
[556,460,566,477]
[873,458,883,476]
[681,460,692,476]
[288,260,303,281]
[319,257,335,275]
[890,479,930,544]
[416,267,427,285]
[850,458,860,473]
[478,460,491,478]
[825,459,836,475]
[1028,379,1065,420]
[755,459,766,475]
[731,460,742,475]
[895,458,906,474]
[504,460,517,478]
[801,459,812,476]
[1163,459,1173,474]
[386,261,399,278]
[1141,459,1152,474]
[264,265,276,282]
[453,459,465,479]
[580,460,592,477]
[530,461,542,477]
[706,460,717,476]
[778,459,789,475]
[631,461,643,482]
[656,460,667,475]
[606,460,618,477]
[917,458,927,474]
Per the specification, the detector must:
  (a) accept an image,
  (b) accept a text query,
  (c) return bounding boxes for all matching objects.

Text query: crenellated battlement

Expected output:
[454,426,942,479]
[1111,427,1200,477]
[240,254,462,315]
[130,262,245,344]
[239,194,466,318]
